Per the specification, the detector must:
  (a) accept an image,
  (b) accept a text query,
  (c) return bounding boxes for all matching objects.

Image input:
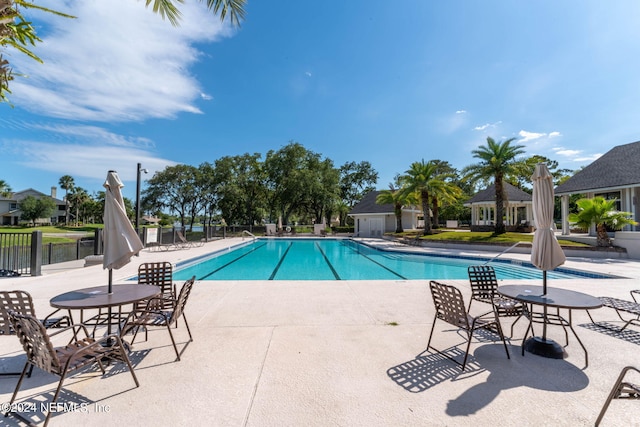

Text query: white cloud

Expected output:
[553,148,582,157]
[305,71,312,77]
[574,153,603,162]
[4,125,176,182]
[518,130,546,142]
[455,110,466,114]
[551,147,602,163]
[548,131,561,138]
[200,93,213,101]
[473,121,501,131]
[11,0,234,122]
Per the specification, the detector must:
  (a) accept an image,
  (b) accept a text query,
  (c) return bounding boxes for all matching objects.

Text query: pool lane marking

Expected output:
[315,242,341,280]
[339,241,407,280]
[200,242,268,280]
[269,242,293,280]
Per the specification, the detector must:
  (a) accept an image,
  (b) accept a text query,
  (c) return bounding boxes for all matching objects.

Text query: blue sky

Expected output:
[2,0,639,201]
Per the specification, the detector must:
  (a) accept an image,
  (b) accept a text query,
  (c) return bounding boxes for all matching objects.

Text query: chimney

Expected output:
[51,186,57,199]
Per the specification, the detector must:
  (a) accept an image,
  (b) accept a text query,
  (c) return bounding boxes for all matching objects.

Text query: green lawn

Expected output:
[398,231,589,247]
[0,225,100,244]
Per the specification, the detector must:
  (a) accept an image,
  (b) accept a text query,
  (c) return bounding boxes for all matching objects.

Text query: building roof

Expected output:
[349,191,393,215]
[349,190,421,215]
[464,182,532,204]
[554,141,640,195]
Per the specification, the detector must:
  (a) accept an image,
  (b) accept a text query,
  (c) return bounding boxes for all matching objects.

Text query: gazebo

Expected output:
[464,182,533,232]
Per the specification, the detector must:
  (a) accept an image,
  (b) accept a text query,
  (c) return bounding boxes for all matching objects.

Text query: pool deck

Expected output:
[1,237,640,426]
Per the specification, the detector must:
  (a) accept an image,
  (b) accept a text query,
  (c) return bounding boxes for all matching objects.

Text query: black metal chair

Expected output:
[427,280,510,371]
[467,265,527,337]
[595,365,640,426]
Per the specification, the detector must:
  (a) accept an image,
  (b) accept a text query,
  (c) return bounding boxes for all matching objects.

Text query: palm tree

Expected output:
[376,185,418,233]
[0,179,12,197]
[67,187,89,226]
[429,160,463,228]
[401,160,441,235]
[462,137,525,235]
[58,175,74,225]
[568,197,638,247]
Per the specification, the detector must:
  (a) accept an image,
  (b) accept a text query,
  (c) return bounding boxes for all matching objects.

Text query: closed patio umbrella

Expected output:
[526,163,567,358]
[530,162,566,293]
[103,170,144,334]
[103,170,144,279]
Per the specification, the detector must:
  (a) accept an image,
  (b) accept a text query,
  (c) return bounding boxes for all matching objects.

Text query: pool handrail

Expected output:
[242,230,256,241]
[483,241,528,265]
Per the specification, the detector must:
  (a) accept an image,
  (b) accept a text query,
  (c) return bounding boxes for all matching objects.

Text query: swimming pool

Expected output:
[172,238,604,281]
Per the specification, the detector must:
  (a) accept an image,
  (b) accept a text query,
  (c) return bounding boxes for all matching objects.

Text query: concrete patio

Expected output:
[1,237,639,426]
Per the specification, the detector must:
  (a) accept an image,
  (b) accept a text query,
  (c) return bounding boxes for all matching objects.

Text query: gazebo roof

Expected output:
[464,182,532,205]
[554,140,640,195]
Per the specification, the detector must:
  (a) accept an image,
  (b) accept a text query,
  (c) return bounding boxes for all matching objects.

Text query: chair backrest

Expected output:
[138,262,174,295]
[7,310,61,373]
[467,265,499,302]
[171,276,196,322]
[176,230,188,243]
[429,281,470,329]
[0,291,37,336]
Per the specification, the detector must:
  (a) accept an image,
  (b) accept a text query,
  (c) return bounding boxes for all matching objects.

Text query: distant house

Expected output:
[555,140,640,234]
[463,182,533,232]
[349,190,421,237]
[0,187,67,226]
[554,140,640,258]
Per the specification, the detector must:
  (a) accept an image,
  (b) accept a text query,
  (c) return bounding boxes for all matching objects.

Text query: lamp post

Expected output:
[135,163,148,233]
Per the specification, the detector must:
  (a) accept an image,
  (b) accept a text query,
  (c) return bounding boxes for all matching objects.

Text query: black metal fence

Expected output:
[0,226,226,277]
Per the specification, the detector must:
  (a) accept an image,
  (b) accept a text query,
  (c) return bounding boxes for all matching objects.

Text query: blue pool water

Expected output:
[173,238,604,281]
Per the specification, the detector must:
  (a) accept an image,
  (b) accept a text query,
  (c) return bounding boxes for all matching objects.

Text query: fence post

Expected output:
[94,229,102,255]
[30,231,42,276]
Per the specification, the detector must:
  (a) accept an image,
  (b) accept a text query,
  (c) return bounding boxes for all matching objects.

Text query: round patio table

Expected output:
[497,285,602,367]
[50,284,160,336]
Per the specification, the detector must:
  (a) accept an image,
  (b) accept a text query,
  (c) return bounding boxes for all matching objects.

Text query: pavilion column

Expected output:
[561,195,570,235]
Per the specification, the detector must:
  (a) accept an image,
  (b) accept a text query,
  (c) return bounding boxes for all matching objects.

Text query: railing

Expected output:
[483,241,528,265]
[242,230,256,240]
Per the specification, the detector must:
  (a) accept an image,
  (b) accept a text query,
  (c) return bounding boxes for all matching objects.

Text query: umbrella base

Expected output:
[524,336,566,359]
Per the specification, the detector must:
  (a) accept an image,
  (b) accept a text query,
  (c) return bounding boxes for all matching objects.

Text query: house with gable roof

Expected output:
[463,182,534,232]
[554,140,640,257]
[0,187,67,225]
[348,190,421,237]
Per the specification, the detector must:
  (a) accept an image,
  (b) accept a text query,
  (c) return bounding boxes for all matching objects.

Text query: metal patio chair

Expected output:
[137,261,176,310]
[4,310,139,427]
[120,276,196,361]
[595,365,640,426]
[467,265,527,337]
[0,290,70,376]
[427,280,510,371]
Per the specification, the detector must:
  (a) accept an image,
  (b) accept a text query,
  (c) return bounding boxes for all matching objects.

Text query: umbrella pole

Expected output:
[108,269,113,337]
[542,270,548,339]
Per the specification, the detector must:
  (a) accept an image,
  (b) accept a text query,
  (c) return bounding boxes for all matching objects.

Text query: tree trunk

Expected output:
[431,195,439,229]
[596,223,611,247]
[394,203,403,233]
[494,177,506,235]
[422,190,432,235]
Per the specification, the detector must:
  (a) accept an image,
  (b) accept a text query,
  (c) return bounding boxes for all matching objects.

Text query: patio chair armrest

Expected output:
[631,290,640,303]
[48,322,93,346]
[42,308,71,328]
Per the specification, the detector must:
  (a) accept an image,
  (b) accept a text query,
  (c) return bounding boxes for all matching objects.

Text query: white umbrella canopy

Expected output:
[103,171,144,274]
[530,163,566,292]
